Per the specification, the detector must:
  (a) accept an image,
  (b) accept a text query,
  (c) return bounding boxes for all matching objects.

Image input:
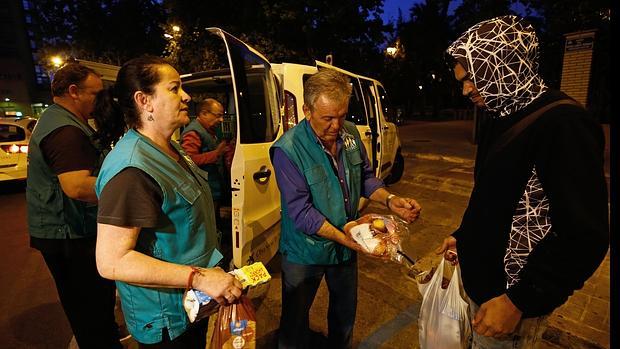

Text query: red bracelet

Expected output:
[187,266,200,290]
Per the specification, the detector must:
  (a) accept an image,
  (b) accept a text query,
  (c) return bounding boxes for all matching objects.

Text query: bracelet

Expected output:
[386,194,397,209]
[187,266,200,290]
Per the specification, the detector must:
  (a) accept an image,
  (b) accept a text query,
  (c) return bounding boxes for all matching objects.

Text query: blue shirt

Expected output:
[272,130,384,236]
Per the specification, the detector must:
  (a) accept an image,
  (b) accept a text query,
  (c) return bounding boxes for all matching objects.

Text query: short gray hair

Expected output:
[303,70,352,111]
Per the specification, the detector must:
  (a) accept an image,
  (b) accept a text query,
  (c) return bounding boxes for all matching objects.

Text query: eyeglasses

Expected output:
[443,52,458,72]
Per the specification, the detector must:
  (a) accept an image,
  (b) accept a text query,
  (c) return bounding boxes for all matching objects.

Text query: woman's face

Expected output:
[149,64,191,129]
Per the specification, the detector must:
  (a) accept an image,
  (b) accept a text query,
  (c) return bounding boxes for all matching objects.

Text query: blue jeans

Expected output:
[468,299,548,349]
[278,254,357,349]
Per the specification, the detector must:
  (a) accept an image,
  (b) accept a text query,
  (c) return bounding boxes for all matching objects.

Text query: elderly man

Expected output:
[271,69,421,349]
[181,98,230,221]
[27,63,121,348]
[437,16,609,348]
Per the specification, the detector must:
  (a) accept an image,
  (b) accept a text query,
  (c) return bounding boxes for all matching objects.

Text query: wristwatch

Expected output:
[386,194,397,209]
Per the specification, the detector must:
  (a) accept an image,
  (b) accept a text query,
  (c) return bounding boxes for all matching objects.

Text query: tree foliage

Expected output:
[163,0,391,76]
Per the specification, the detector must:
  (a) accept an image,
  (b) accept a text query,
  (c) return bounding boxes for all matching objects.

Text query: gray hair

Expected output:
[303,70,352,111]
[197,98,223,114]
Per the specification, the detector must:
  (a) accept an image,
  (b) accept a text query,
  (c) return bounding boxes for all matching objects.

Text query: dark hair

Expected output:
[51,63,98,97]
[92,86,126,148]
[92,55,170,139]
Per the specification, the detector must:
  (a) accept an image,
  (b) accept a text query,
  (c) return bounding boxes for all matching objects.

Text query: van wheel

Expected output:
[385,150,404,185]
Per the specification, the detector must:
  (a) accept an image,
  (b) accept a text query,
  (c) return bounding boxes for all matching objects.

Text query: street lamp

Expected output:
[50,56,64,67]
[172,25,181,32]
[386,47,398,57]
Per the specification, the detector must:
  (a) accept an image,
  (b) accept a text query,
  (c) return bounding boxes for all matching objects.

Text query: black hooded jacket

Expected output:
[453,89,608,317]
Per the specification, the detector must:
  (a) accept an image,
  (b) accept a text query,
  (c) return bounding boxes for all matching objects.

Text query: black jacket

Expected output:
[453,90,609,317]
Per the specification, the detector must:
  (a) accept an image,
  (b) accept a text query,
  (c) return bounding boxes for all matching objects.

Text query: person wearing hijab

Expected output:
[436,15,609,348]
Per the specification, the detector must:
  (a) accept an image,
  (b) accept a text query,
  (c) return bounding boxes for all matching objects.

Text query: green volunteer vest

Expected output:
[181,119,224,201]
[270,119,363,265]
[26,104,104,239]
[95,129,223,344]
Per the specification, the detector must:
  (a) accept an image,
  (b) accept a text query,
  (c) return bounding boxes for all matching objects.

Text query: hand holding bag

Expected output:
[417,258,471,349]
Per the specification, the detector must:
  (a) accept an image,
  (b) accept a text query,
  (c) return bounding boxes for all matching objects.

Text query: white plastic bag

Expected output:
[417,258,471,349]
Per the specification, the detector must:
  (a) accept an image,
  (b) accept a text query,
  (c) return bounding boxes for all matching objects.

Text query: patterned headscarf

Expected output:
[446,15,547,117]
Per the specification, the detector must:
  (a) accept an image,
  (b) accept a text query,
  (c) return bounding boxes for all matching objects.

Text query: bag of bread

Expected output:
[343,213,409,262]
[210,295,257,349]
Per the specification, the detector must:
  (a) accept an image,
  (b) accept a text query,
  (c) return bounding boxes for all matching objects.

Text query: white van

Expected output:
[271,62,404,184]
[84,28,404,270]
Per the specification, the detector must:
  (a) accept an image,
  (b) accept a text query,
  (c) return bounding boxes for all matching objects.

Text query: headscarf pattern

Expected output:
[446,15,547,117]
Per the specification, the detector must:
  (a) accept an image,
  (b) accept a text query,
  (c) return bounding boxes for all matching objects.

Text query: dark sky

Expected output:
[381,0,529,24]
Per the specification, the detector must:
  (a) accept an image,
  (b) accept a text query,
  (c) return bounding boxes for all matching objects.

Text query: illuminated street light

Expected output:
[386,47,398,57]
[50,56,64,67]
[431,73,436,80]
[4,98,10,102]
[164,33,173,39]
[418,85,423,90]
[172,25,181,32]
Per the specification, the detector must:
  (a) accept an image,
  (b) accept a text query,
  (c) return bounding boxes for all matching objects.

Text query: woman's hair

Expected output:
[92,55,170,147]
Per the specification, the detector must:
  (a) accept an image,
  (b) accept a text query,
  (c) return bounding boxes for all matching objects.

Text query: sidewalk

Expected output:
[541,252,611,349]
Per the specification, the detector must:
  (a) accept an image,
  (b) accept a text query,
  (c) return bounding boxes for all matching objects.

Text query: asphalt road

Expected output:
[0,120,610,348]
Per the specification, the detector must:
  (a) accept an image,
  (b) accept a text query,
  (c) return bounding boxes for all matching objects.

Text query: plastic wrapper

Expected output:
[343,213,410,263]
[211,295,256,349]
[183,262,271,323]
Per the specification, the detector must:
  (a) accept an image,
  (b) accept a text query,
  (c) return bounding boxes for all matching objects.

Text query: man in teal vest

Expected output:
[181,98,231,224]
[271,70,422,349]
[26,63,121,348]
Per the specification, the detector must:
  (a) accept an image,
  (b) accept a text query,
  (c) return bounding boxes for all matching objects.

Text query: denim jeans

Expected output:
[468,298,548,349]
[278,254,357,349]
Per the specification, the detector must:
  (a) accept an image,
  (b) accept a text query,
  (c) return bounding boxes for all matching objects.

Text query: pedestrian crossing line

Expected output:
[358,303,420,348]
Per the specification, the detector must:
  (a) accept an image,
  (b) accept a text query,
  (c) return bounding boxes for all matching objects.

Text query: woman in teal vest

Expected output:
[93,55,243,348]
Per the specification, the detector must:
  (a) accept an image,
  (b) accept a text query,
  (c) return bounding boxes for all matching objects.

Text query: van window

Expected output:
[377,85,395,122]
[347,80,368,125]
[227,38,280,144]
[301,74,368,126]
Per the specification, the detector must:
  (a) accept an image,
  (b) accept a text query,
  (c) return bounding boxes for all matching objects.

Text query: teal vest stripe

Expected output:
[271,119,363,265]
[96,129,222,344]
[26,104,102,239]
[181,119,223,200]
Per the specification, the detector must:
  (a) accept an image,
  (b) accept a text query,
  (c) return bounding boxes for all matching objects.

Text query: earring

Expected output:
[147,114,154,121]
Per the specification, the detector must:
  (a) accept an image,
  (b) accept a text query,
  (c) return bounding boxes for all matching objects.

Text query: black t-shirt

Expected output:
[31,125,100,252]
[40,125,98,174]
[97,158,193,228]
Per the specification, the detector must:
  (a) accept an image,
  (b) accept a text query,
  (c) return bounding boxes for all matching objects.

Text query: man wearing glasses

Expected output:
[181,98,231,225]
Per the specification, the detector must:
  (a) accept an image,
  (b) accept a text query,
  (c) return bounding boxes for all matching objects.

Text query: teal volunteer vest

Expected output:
[96,129,223,344]
[26,104,104,239]
[270,119,363,265]
[181,119,224,201]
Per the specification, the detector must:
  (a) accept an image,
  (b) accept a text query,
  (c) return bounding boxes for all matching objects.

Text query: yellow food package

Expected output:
[232,262,271,288]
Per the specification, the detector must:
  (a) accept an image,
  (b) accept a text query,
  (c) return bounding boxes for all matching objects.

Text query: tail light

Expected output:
[283,90,297,132]
[1,144,28,154]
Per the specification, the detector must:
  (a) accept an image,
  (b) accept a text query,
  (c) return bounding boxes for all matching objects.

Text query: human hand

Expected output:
[215,141,228,155]
[434,236,458,265]
[193,266,243,305]
[388,196,421,223]
[472,294,522,337]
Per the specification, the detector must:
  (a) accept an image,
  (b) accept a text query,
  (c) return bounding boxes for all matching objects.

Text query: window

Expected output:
[0,124,25,142]
[227,34,280,144]
[377,85,395,122]
[346,79,367,125]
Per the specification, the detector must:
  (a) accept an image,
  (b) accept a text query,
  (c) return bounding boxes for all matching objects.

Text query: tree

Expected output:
[163,0,391,75]
[30,0,166,66]
[389,0,455,117]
